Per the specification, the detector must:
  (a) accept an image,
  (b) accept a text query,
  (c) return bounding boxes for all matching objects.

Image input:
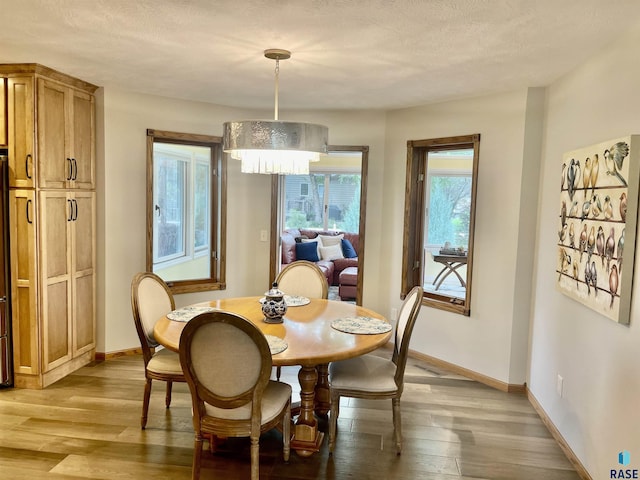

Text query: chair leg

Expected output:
[276,366,282,381]
[192,435,203,480]
[165,380,173,408]
[141,378,152,429]
[328,390,340,454]
[392,397,402,455]
[250,434,259,480]
[206,433,221,453]
[283,401,291,462]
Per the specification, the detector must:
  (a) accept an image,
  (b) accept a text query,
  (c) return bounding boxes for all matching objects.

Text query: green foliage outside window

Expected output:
[427,175,471,248]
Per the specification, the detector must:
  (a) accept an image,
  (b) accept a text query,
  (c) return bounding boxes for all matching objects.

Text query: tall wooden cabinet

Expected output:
[1,64,97,388]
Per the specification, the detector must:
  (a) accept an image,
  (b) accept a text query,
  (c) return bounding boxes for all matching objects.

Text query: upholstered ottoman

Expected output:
[338,267,358,300]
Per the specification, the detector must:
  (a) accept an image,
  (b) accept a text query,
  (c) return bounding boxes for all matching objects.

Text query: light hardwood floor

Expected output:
[0,353,581,479]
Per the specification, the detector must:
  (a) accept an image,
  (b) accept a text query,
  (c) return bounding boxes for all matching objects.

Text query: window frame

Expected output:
[146,129,227,294]
[401,134,480,316]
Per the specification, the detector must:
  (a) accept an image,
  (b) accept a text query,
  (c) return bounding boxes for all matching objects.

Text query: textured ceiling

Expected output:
[2,0,640,110]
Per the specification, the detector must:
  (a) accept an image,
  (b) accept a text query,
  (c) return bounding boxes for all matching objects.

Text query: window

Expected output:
[283,172,361,232]
[402,135,480,316]
[146,129,226,293]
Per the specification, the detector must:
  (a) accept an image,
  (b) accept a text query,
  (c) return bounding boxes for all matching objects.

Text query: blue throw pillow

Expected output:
[296,241,320,262]
[341,238,357,258]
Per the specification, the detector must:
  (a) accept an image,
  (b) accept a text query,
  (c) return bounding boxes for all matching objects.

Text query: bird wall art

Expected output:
[556,135,639,325]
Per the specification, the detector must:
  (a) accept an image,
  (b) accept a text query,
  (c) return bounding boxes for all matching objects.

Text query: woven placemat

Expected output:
[265,335,288,354]
[283,295,310,306]
[166,306,215,322]
[259,295,310,307]
[331,316,392,335]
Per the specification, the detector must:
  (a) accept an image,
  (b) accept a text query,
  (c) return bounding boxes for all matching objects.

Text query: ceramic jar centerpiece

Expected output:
[262,283,287,323]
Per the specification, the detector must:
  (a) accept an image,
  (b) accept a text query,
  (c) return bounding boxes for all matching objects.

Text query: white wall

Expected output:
[529,23,640,478]
[381,89,543,384]
[97,89,386,353]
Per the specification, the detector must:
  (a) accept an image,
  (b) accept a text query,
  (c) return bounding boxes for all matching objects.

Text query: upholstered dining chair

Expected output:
[328,285,423,455]
[275,259,329,300]
[130,272,185,429]
[274,260,328,381]
[179,311,291,480]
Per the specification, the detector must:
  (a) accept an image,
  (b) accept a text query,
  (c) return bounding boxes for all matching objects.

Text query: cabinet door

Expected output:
[9,190,39,375]
[0,78,6,147]
[38,79,71,189]
[7,77,35,188]
[39,191,72,371]
[71,90,95,189]
[71,192,95,355]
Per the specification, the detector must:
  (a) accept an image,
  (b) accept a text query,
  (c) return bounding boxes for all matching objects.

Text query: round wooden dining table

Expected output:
[153,296,391,456]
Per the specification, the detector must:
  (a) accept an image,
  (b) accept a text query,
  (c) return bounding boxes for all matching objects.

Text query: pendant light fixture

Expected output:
[223,49,328,174]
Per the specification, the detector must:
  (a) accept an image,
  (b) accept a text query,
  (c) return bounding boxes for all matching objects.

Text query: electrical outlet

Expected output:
[260,230,268,242]
[556,374,564,397]
[391,307,398,321]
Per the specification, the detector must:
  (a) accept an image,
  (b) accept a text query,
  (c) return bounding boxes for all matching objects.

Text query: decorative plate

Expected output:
[166,306,216,322]
[331,316,392,335]
[265,335,288,355]
[259,295,310,307]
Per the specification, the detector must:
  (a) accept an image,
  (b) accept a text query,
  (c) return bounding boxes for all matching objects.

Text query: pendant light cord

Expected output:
[274,58,280,121]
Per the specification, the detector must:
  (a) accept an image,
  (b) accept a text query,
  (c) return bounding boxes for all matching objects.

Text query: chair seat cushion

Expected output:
[329,354,398,393]
[204,380,291,423]
[147,347,184,376]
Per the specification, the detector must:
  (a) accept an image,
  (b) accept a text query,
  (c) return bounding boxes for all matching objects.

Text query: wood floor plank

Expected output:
[0,354,582,479]
[0,446,66,471]
[0,465,86,480]
[50,454,193,479]
[458,459,582,480]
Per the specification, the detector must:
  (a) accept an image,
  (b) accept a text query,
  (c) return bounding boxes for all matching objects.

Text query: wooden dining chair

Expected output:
[274,260,328,381]
[179,311,291,480]
[328,285,423,455]
[275,259,328,300]
[130,272,185,429]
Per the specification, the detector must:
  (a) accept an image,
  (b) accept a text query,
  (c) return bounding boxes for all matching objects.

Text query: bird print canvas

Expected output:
[557,135,640,325]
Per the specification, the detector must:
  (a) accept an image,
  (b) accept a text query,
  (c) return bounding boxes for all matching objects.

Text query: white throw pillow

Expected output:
[318,234,343,247]
[319,243,345,261]
[302,237,323,259]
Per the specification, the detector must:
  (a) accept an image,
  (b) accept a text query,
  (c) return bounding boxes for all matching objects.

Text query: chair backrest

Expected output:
[131,272,175,363]
[392,285,423,388]
[179,311,272,425]
[275,260,328,299]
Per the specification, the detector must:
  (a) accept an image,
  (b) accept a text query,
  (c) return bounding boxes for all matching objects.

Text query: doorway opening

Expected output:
[270,146,368,304]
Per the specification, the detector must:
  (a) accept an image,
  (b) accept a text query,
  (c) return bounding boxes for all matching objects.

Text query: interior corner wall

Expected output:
[97,90,386,354]
[94,87,106,354]
[382,89,535,384]
[509,87,546,384]
[529,23,640,478]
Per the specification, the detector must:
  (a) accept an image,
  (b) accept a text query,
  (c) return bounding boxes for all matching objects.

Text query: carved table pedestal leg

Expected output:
[291,365,323,456]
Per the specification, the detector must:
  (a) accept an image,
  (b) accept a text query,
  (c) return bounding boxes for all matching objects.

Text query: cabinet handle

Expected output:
[68,199,73,221]
[73,199,78,221]
[72,158,78,181]
[25,154,33,179]
[26,199,33,224]
[67,158,73,181]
